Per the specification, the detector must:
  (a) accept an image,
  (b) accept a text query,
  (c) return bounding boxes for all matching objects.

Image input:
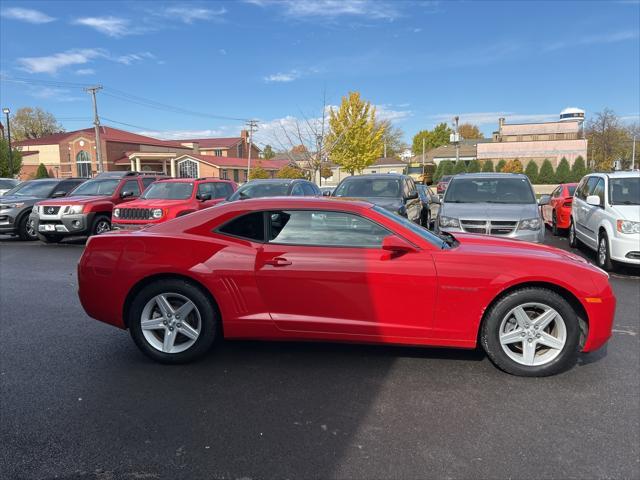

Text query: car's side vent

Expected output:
[220,276,248,315]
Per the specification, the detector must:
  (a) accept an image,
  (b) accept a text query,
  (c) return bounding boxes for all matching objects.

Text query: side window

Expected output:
[56,181,79,194]
[122,180,141,196]
[407,178,417,197]
[291,184,304,196]
[301,183,316,195]
[213,183,232,199]
[592,179,605,205]
[575,178,587,199]
[268,210,390,248]
[217,212,264,242]
[197,182,215,198]
[585,177,600,196]
[142,177,156,189]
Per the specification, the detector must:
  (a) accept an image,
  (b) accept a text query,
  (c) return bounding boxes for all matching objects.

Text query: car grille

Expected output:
[460,219,518,235]
[42,206,61,215]
[118,208,151,220]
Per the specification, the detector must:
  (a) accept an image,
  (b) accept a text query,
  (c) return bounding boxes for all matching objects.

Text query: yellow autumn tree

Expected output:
[502,159,524,174]
[326,92,385,174]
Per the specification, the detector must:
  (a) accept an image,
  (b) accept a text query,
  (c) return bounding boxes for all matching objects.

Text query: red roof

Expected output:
[177,137,242,149]
[15,126,187,149]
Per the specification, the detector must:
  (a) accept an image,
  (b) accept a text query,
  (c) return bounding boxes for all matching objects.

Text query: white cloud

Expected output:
[247,0,402,21]
[1,7,55,24]
[264,70,301,82]
[219,49,227,55]
[75,68,96,75]
[137,129,228,140]
[376,104,412,122]
[544,30,639,51]
[74,16,130,37]
[28,86,83,102]
[429,112,558,127]
[17,49,106,74]
[162,6,226,23]
[115,52,155,65]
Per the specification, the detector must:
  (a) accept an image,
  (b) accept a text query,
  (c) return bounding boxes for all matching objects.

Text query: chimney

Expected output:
[498,117,505,130]
[241,129,249,141]
[191,141,199,154]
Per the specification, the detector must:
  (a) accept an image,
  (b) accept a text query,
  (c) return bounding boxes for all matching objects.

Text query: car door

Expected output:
[290,183,304,196]
[115,179,142,205]
[196,182,224,208]
[427,187,440,219]
[543,186,560,223]
[255,209,437,339]
[583,178,607,247]
[404,178,421,224]
[575,176,600,246]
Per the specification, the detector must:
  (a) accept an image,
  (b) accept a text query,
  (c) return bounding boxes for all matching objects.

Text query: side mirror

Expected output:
[51,191,66,198]
[322,190,332,197]
[198,193,212,201]
[120,191,134,198]
[538,194,551,206]
[382,235,417,255]
[586,195,601,207]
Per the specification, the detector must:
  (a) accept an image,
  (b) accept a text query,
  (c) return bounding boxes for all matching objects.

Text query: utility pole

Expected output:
[85,85,104,174]
[632,135,636,171]
[246,119,258,181]
[422,137,425,166]
[454,116,460,165]
[2,108,13,176]
[384,142,387,158]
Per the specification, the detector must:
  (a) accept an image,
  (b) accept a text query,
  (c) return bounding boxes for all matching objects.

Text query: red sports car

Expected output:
[78,197,615,376]
[540,183,578,235]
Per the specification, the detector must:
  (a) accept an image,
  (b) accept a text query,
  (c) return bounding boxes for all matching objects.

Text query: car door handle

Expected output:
[264,257,292,267]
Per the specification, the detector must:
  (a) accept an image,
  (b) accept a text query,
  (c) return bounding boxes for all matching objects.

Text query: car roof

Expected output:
[155,177,232,183]
[589,171,640,179]
[342,173,405,180]
[229,196,373,209]
[455,172,528,178]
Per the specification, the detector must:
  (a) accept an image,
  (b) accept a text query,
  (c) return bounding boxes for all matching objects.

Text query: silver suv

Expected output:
[436,173,544,243]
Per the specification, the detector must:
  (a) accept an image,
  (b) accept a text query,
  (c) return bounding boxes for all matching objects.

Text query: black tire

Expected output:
[421,210,430,228]
[568,218,579,248]
[597,231,615,272]
[480,288,581,377]
[128,279,218,364]
[551,211,559,236]
[39,234,63,244]
[91,215,111,236]
[18,214,38,241]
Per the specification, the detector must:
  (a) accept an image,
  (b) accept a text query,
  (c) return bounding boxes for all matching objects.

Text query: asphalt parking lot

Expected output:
[1,232,638,480]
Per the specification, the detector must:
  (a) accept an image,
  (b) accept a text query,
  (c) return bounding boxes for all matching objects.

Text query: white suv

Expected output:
[569,171,640,271]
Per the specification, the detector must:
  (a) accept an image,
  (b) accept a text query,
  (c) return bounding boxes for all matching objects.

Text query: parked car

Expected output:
[0,178,20,196]
[569,171,640,271]
[436,174,454,196]
[112,178,237,231]
[332,174,421,224]
[227,179,321,201]
[416,184,440,228]
[78,196,615,376]
[437,173,544,243]
[319,186,335,197]
[539,183,578,235]
[0,178,86,240]
[31,171,166,243]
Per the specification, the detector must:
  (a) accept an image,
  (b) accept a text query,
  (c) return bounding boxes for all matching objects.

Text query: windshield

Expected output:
[609,177,639,205]
[0,179,19,189]
[142,182,194,200]
[334,178,400,198]
[567,185,577,196]
[71,179,120,196]
[373,205,450,248]
[3,180,58,197]
[228,182,290,201]
[444,177,535,204]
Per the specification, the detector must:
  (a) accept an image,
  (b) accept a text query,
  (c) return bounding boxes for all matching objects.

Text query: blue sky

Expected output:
[1,0,639,147]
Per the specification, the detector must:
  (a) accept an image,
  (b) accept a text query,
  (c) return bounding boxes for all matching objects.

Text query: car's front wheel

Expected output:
[91,215,111,235]
[597,232,615,271]
[568,219,579,248]
[128,279,218,364]
[18,215,38,241]
[481,288,581,376]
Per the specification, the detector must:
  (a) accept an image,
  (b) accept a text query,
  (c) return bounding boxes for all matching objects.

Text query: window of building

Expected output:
[233,169,239,182]
[213,149,223,156]
[76,150,92,178]
[220,169,228,180]
[238,144,244,158]
[178,159,199,178]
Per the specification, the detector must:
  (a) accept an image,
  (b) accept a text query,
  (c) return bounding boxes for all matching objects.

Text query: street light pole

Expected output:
[2,108,13,177]
[632,135,636,171]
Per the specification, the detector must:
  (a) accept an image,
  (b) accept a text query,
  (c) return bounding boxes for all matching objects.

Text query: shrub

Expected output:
[466,159,481,173]
[555,157,571,183]
[571,155,587,182]
[440,160,454,176]
[495,159,507,172]
[538,159,555,184]
[275,165,305,179]
[524,161,539,184]
[502,159,524,173]
[453,160,467,174]
[481,160,494,172]
[433,162,444,182]
[35,163,50,178]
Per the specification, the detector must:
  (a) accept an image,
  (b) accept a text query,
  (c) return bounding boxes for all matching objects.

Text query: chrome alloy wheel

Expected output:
[26,219,37,238]
[140,293,202,354]
[95,220,111,234]
[498,302,567,366]
[598,237,607,266]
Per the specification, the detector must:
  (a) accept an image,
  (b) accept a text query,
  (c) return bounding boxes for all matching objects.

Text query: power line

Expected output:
[101,117,162,132]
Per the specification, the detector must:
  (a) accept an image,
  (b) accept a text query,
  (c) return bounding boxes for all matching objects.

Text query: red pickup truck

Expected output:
[31,172,165,243]
[112,178,237,230]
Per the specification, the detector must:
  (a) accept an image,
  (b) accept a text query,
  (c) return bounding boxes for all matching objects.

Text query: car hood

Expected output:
[441,202,539,220]
[609,204,640,222]
[345,196,402,211]
[120,198,191,209]
[0,195,39,205]
[38,195,110,205]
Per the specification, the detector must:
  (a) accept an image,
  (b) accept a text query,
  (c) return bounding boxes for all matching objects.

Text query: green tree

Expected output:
[411,122,452,156]
[262,144,275,159]
[481,160,494,172]
[249,164,270,179]
[524,161,539,184]
[571,155,587,182]
[275,164,305,179]
[35,163,50,178]
[0,138,23,177]
[433,162,444,182]
[9,107,64,141]
[453,160,467,174]
[555,157,571,183]
[326,91,384,174]
[538,159,555,184]
[502,159,523,174]
[495,159,506,172]
[440,160,454,176]
[458,123,484,139]
[466,159,481,173]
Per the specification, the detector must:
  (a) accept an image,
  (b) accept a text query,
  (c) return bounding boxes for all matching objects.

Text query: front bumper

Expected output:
[30,211,95,236]
[0,207,20,234]
[609,232,640,265]
[439,225,545,243]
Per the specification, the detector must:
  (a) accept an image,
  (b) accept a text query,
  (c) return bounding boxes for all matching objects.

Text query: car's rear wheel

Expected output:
[551,211,559,236]
[480,288,580,376]
[18,215,38,241]
[597,232,615,271]
[128,279,218,364]
[91,215,111,235]
[568,219,579,248]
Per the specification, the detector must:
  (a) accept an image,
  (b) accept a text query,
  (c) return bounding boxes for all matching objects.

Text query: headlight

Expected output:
[439,216,460,228]
[113,208,120,218]
[63,205,84,215]
[32,205,39,214]
[151,208,163,219]
[2,202,25,209]
[519,217,541,230]
[617,220,640,234]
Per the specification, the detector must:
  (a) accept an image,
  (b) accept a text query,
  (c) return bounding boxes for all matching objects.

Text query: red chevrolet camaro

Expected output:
[78,197,615,376]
